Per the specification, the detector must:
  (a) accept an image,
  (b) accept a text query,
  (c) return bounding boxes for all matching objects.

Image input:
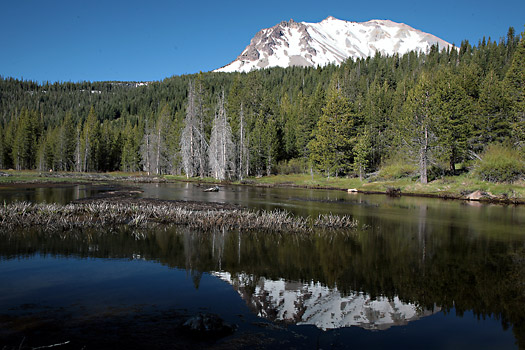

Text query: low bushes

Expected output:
[377,160,418,180]
[275,158,309,175]
[475,144,525,183]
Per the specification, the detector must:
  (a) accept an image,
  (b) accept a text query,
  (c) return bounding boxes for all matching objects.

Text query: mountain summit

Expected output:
[215,16,454,72]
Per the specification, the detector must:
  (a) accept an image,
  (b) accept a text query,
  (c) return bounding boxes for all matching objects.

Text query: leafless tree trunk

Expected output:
[75,127,81,172]
[181,81,208,178]
[238,104,249,180]
[82,128,89,173]
[140,120,154,175]
[209,91,234,180]
[419,125,429,184]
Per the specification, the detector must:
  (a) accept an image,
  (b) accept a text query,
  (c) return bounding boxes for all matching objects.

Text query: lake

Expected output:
[0,182,523,349]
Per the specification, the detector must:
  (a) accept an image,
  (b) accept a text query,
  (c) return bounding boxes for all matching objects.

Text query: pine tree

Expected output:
[280,92,298,159]
[80,106,100,172]
[401,73,437,184]
[354,128,372,180]
[364,80,394,170]
[308,84,356,177]
[504,31,525,153]
[12,109,38,170]
[54,112,76,171]
[472,70,511,153]
[121,121,139,172]
[0,123,4,169]
[2,117,15,169]
[433,68,472,173]
[36,128,56,171]
[296,84,325,158]
[263,115,279,176]
[250,115,266,177]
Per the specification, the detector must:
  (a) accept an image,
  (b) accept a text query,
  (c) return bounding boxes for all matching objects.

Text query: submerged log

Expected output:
[203,185,220,192]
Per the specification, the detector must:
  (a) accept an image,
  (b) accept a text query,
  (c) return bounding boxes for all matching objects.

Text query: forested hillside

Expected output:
[0,28,523,183]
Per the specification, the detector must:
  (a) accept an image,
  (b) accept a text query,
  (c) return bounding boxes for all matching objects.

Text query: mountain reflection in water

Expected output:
[214,272,438,330]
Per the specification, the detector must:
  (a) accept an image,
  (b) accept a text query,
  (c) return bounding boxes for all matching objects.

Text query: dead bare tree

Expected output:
[181,81,208,178]
[209,91,234,180]
[238,104,249,180]
[140,119,156,175]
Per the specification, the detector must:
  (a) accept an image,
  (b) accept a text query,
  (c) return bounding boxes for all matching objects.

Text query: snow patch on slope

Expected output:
[215,16,454,73]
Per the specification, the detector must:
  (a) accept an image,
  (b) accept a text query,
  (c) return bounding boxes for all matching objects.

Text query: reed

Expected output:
[0,201,358,233]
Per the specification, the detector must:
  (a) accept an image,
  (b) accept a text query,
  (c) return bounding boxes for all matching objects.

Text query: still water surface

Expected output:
[0,182,523,349]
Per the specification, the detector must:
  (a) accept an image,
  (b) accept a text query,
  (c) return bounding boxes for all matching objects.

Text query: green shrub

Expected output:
[475,144,525,183]
[276,158,309,175]
[378,160,418,180]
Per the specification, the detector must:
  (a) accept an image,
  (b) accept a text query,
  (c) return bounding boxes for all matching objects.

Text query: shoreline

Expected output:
[0,170,523,205]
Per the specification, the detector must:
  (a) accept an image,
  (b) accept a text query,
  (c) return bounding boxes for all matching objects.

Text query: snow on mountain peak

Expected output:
[215,17,454,73]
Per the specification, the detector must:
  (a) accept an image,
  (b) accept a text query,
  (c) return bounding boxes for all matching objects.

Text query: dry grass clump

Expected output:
[0,201,358,233]
[313,213,358,229]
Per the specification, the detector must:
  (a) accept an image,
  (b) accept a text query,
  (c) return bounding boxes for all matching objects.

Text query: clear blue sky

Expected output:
[1,0,523,83]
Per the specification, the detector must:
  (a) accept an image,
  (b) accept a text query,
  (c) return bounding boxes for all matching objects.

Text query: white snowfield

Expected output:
[215,16,454,73]
[213,271,438,330]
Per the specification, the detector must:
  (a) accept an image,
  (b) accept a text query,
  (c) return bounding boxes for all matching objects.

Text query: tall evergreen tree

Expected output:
[504,31,525,153]
[263,115,279,176]
[12,108,39,170]
[309,84,356,177]
[472,70,511,153]
[80,106,100,172]
[354,127,372,180]
[433,68,472,172]
[401,73,437,183]
[53,112,77,171]
[121,121,142,172]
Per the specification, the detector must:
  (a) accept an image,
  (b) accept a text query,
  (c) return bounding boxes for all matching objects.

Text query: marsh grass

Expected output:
[0,201,358,233]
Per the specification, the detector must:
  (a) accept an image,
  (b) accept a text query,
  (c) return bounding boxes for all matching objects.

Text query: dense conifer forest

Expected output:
[0,27,523,183]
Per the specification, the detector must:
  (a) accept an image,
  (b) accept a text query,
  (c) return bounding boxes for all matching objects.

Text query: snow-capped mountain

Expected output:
[215,16,454,73]
[213,272,438,330]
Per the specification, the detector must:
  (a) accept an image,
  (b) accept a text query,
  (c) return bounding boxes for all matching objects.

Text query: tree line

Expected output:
[0,27,523,182]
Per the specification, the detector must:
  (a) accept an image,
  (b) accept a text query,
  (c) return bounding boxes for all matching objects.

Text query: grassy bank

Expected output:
[0,170,92,183]
[1,170,524,204]
[0,170,166,184]
[238,173,525,203]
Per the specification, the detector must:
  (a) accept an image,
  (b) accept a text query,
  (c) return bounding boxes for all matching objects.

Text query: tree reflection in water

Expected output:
[1,220,523,347]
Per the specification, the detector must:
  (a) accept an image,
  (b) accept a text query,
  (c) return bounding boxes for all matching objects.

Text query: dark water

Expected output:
[0,182,524,349]
[0,183,115,204]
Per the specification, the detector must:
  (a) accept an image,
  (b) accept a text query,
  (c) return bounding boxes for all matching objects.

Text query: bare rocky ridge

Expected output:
[216,16,454,72]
